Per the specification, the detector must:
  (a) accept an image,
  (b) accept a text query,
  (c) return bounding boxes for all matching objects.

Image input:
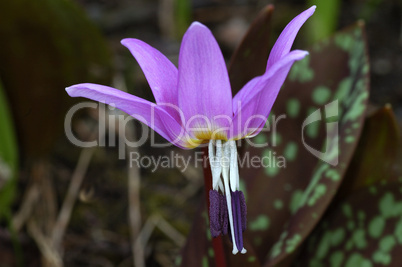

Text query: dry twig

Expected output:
[51,146,96,251]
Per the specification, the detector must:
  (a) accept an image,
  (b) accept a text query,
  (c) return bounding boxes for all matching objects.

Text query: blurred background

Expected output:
[0,0,401,266]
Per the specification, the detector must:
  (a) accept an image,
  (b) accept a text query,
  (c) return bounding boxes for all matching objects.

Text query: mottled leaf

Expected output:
[240,22,370,266]
[293,105,402,267]
[295,180,402,267]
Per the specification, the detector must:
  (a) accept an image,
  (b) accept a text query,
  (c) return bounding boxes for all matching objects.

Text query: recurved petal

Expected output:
[66,83,188,148]
[266,5,315,69]
[230,50,308,139]
[121,38,179,107]
[178,22,232,139]
[233,50,308,110]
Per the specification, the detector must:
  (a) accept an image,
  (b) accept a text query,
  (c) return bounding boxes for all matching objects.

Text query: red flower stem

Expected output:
[202,146,227,267]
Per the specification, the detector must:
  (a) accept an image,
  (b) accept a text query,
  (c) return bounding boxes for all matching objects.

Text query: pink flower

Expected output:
[66,5,315,254]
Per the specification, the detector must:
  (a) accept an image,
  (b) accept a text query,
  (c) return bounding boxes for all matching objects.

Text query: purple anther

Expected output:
[238,191,247,231]
[220,194,228,235]
[209,190,228,238]
[231,190,247,251]
[209,190,221,237]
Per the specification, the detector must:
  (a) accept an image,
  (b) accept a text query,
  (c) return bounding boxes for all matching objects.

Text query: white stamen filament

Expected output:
[222,160,238,254]
[208,139,244,254]
[209,140,222,190]
[229,141,239,191]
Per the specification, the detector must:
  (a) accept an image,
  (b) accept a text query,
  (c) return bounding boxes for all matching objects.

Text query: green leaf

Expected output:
[175,0,192,37]
[306,0,341,43]
[0,80,19,219]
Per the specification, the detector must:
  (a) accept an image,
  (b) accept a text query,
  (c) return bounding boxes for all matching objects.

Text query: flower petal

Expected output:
[232,75,261,115]
[178,22,232,139]
[230,50,308,139]
[121,38,178,107]
[66,83,189,148]
[266,5,315,69]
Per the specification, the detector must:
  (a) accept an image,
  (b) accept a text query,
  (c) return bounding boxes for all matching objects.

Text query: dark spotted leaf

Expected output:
[296,180,402,267]
[293,105,402,266]
[241,22,370,266]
